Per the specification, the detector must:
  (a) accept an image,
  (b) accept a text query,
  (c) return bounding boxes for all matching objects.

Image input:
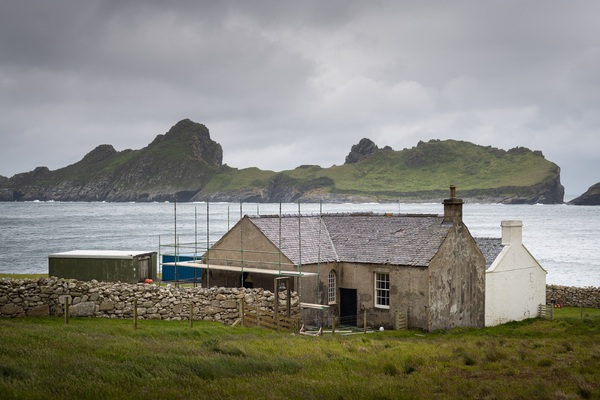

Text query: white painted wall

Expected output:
[485,221,547,327]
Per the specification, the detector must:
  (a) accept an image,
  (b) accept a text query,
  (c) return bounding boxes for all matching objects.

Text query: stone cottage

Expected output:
[194,186,486,331]
[476,221,547,326]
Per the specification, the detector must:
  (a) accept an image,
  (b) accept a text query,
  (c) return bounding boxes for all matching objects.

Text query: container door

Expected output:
[139,258,149,280]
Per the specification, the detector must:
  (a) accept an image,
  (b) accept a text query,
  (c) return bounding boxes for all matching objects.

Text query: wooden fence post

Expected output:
[239,299,245,326]
[133,298,138,331]
[64,298,69,325]
[274,292,280,331]
[190,302,194,328]
[256,303,261,327]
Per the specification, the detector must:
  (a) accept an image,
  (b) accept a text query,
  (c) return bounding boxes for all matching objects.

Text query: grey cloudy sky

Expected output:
[1,1,599,195]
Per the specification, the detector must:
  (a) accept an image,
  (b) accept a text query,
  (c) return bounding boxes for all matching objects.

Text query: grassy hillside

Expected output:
[328,140,553,192]
[201,167,277,192]
[0,309,598,399]
[200,139,562,202]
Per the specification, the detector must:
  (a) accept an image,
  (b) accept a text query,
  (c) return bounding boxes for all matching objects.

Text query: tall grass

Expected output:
[1,309,599,399]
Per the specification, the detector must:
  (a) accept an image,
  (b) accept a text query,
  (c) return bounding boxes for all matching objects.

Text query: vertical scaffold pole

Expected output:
[206,201,210,288]
[318,200,323,307]
[297,201,302,297]
[278,202,282,276]
[240,201,244,287]
[158,235,162,279]
[174,199,178,285]
[194,206,198,286]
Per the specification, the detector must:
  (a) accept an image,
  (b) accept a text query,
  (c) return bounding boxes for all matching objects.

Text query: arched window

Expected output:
[328,270,336,304]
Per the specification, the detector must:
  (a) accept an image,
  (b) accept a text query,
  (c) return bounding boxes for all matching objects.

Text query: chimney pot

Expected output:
[450,185,456,199]
[443,185,463,223]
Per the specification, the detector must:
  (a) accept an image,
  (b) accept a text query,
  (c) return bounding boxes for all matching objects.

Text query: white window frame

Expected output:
[328,270,337,304]
[374,272,390,309]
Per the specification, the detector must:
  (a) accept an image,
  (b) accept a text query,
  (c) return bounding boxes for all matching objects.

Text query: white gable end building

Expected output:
[478,221,547,327]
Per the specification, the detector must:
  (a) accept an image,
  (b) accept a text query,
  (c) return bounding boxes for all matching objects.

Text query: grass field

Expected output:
[1,308,599,399]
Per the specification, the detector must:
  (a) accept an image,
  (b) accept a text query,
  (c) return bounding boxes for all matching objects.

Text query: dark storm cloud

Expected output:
[1,0,599,195]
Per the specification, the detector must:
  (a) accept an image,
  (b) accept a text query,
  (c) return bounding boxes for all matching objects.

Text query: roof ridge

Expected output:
[249,212,443,218]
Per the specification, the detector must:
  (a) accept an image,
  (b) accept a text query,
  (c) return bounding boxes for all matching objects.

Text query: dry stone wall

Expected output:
[546,285,600,308]
[0,277,299,323]
[2,278,598,323]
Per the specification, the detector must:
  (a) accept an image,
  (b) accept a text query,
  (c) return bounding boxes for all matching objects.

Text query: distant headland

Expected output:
[0,119,565,204]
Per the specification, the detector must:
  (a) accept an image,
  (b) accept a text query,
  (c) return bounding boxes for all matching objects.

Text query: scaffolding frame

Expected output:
[158,202,325,305]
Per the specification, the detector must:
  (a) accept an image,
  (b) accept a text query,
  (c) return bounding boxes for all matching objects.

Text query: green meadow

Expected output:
[1,308,599,400]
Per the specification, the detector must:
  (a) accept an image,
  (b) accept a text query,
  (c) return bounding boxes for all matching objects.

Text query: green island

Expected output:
[0,119,564,204]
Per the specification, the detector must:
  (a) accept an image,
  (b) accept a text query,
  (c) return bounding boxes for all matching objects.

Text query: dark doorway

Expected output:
[339,288,358,326]
[241,272,253,288]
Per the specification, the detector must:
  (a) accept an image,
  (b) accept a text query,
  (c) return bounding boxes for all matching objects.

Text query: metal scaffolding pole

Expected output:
[174,199,178,284]
[278,203,282,275]
[297,201,302,297]
[318,200,323,304]
[206,201,210,288]
[240,201,244,288]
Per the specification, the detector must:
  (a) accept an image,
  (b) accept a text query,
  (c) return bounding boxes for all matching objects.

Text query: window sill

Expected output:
[374,305,390,310]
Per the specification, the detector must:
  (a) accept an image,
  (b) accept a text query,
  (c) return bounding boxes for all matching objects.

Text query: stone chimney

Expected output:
[501,220,523,246]
[443,185,464,223]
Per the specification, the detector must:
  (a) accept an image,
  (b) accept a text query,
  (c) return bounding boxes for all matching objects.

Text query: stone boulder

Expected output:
[69,301,96,317]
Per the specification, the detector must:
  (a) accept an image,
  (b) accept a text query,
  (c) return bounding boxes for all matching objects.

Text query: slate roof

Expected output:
[474,238,504,270]
[249,213,452,267]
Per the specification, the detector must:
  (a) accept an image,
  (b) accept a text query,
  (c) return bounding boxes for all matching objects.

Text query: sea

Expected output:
[0,199,598,288]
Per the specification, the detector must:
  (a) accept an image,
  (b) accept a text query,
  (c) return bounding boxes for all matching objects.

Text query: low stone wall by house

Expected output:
[2,279,598,323]
[546,285,600,308]
[0,277,299,324]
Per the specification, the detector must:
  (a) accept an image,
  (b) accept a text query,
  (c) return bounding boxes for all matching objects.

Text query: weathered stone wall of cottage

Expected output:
[0,277,300,323]
[546,285,600,308]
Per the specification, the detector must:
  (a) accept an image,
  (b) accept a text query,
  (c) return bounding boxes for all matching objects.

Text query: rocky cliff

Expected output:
[568,182,600,205]
[0,120,565,204]
[1,119,223,202]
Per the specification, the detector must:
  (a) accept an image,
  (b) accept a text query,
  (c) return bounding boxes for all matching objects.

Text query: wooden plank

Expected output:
[395,309,408,330]
[242,307,299,331]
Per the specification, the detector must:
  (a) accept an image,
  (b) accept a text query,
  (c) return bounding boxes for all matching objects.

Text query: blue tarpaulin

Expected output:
[161,254,202,282]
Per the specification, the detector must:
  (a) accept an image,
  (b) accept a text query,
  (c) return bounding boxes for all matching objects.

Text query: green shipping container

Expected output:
[48,250,157,283]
